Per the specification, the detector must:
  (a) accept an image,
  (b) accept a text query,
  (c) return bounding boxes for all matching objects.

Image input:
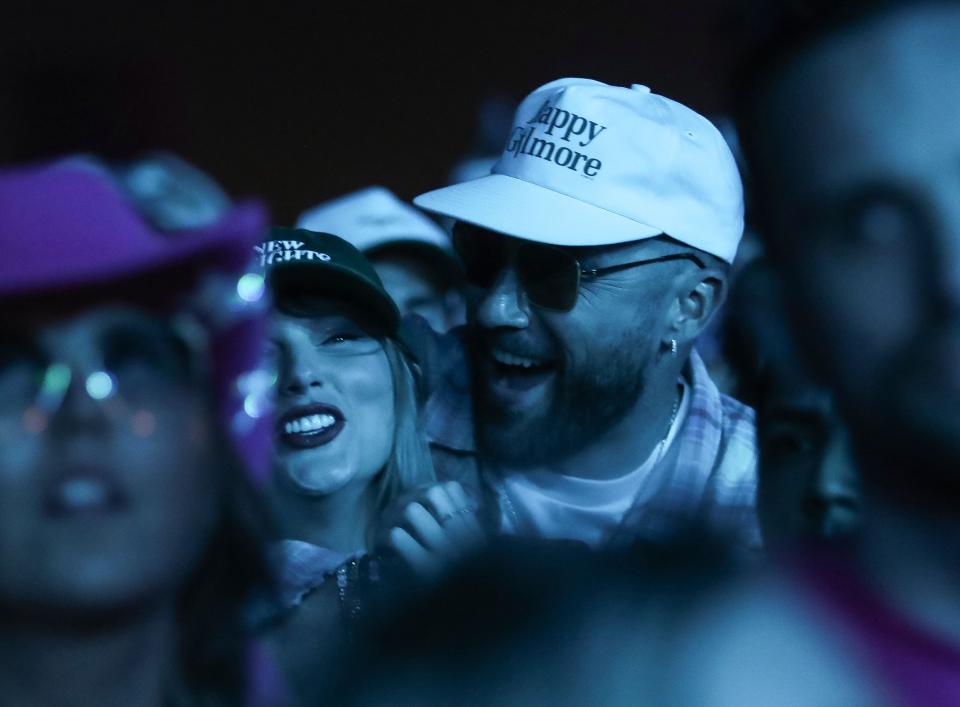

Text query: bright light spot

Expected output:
[236,273,265,303]
[236,368,277,395]
[85,371,115,400]
[42,363,71,396]
[243,392,271,419]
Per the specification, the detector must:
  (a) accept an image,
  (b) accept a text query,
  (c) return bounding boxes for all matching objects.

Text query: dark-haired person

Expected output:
[259,229,482,702]
[413,78,760,551]
[670,2,960,704]
[728,261,861,549]
[0,160,276,706]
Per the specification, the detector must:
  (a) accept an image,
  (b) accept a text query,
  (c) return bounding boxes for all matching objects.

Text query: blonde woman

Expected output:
[260,229,480,702]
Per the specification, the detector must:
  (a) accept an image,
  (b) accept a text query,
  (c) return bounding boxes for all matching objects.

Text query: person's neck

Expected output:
[0,602,176,707]
[538,361,683,481]
[857,494,960,645]
[275,481,374,554]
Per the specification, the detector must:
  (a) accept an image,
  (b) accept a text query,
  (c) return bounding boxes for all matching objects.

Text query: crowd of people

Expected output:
[1,1,959,704]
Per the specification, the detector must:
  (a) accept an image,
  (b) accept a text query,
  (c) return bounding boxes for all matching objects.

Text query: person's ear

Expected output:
[668,267,728,347]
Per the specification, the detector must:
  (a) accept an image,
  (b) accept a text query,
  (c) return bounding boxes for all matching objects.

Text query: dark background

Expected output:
[1,0,762,223]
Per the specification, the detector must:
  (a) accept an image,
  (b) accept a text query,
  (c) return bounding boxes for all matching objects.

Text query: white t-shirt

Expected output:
[496,379,691,548]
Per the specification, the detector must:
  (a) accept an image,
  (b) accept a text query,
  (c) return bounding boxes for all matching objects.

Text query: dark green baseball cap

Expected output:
[257,227,400,335]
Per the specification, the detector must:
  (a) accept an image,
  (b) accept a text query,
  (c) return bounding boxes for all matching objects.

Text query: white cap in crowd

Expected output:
[415,78,744,263]
[297,186,453,255]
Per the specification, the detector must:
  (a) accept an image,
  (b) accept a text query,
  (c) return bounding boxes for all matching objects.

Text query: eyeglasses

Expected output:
[453,225,706,312]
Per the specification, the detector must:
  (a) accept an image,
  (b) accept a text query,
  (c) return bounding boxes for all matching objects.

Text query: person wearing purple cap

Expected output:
[0,160,278,706]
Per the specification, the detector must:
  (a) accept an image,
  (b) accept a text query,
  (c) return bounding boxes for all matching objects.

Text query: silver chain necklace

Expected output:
[652,382,683,467]
[496,380,684,533]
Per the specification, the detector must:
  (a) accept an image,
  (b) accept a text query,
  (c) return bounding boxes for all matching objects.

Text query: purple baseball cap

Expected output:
[0,159,273,485]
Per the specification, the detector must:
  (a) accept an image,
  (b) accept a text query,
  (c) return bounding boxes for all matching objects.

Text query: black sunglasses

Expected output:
[453,225,706,312]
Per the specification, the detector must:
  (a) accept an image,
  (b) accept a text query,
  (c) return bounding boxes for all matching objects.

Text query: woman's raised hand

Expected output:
[382,481,486,578]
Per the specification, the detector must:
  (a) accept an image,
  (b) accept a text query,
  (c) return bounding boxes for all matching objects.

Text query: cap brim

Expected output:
[0,199,267,301]
[414,173,661,247]
[268,264,400,336]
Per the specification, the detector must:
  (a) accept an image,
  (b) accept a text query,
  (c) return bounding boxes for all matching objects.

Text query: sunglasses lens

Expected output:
[517,244,579,311]
[453,228,505,289]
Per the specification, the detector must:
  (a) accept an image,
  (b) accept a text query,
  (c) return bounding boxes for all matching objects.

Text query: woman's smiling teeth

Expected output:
[284,414,337,435]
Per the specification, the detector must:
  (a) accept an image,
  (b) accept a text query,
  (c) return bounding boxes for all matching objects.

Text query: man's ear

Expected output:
[670,269,728,345]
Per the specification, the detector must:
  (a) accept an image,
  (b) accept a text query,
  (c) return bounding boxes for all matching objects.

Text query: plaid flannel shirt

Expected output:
[607,350,760,549]
[404,316,760,550]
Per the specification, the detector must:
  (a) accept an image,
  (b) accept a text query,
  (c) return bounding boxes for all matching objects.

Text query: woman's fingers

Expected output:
[444,481,472,510]
[384,483,488,578]
[402,502,454,556]
[423,482,484,548]
[442,481,486,541]
[388,527,438,576]
[422,484,459,524]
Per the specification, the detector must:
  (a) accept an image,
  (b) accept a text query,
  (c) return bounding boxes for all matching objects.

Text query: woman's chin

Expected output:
[282,467,357,497]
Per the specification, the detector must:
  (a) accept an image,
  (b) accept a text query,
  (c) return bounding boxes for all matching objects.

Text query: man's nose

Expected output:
[475,266,530,330]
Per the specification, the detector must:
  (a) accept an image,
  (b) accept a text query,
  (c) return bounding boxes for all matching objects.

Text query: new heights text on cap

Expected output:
[414,78,745,263]
[257,227,400,335]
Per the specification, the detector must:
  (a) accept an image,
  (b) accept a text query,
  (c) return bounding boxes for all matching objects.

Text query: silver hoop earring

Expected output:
[670,339,678,357]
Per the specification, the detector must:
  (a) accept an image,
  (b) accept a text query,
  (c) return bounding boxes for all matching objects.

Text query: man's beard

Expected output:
[475,345,648,469]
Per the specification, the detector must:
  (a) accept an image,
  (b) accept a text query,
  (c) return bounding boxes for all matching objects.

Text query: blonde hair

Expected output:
[368,337,435,538]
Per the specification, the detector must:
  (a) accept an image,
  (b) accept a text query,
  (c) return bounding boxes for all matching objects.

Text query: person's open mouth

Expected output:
[43,465,129,518]
[278,403,346,449]
[487,346,558,397]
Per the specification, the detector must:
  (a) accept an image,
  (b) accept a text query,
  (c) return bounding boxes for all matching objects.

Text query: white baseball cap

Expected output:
[414,78,745,263]
[447,155,498,185]
[297,186,453,256]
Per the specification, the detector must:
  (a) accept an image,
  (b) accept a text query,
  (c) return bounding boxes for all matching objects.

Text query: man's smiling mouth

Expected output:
[491,348,553,370]
[485,346,558,398]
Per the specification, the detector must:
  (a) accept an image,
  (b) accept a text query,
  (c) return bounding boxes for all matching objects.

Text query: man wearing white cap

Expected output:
[415,78,759,549]
[298,186,465,333]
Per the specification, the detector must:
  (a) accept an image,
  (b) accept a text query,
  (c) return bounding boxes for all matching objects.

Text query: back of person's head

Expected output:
[327,536,736,706]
